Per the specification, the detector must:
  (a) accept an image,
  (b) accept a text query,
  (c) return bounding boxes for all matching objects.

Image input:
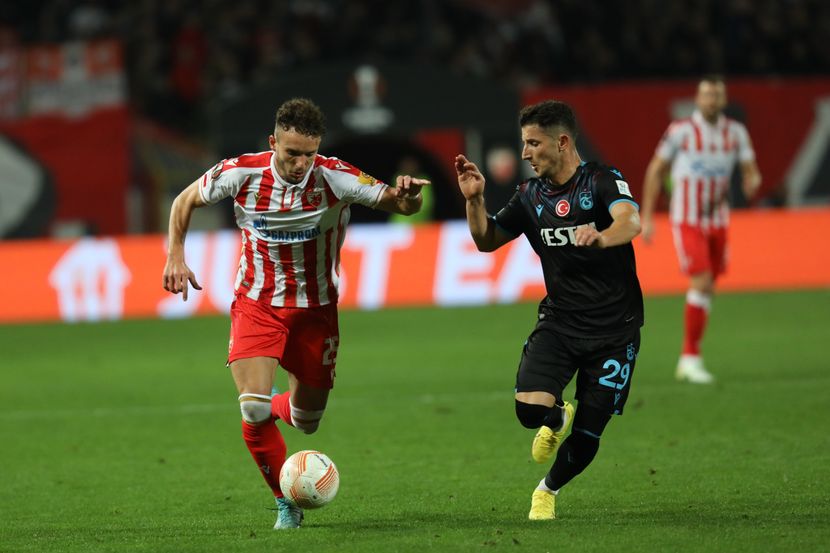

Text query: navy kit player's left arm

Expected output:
[455,154,516,252]
[574,171,642,248]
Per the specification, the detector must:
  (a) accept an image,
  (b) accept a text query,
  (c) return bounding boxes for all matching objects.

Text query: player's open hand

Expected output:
[395,175,430,198]
[574,224,606,248]
[455,154,485,200]
[163,257,202,301]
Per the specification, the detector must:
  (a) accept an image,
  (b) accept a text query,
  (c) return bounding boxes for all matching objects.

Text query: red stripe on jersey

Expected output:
[256,236,276,302]
[696,178,705,223]
[322,177,339,207]
[230,151,272,169]
[278,243,298,307]
[303,238,319,306]
[692,122,703,152]
[323,228,336,303]
[722,124,731,152]
[681,135,689,152]
[234,175,252,205]
[240,229,256,293]
[300,173,318,211]
[333,205,347,281]
[315,155,360,176]
[256,170,275,211]
[681,177,691,224]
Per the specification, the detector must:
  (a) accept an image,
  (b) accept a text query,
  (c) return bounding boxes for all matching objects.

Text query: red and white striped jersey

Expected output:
[198,151,389,307]
[656,109,755,228]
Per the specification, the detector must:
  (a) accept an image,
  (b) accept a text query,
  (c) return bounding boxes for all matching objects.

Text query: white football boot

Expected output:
[675,354,714,384]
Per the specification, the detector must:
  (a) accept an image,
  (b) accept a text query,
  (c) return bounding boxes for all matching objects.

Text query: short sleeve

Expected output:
[733,123,756,163]
[655,122,682,162]
[198,160,247,205]
[492,188,525,237]
[596,170,639,213]
[322,159,388,207]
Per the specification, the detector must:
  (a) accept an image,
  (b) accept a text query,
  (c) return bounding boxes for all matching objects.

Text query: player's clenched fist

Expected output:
[574,224,606,248]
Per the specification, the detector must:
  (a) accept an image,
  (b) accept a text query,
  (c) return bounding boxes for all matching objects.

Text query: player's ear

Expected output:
[268,134,277,150]
[558,134,568,153]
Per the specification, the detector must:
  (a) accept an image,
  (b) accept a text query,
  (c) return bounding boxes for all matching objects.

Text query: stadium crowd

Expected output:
[2,0,829,129]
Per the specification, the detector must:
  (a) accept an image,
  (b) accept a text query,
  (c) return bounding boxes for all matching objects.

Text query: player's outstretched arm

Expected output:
[455,154,512,252]
[740,160,762,201]
[575,202,641,248]
[640,155,670,244]
[163,180,205,301]
[376,175,429,215]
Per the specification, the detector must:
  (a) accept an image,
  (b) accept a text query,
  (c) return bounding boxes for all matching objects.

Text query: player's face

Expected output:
[695,81,727,122]
[270,128,321,184]
[521,124,561,180]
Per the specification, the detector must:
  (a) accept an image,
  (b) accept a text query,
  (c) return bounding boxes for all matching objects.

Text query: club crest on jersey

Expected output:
[358,171,377,185]
[579,191,593,210]
[304,187,323,207]
[555,199,570,217]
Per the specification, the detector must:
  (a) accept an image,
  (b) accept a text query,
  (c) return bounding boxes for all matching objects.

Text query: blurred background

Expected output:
[0,0,828,322]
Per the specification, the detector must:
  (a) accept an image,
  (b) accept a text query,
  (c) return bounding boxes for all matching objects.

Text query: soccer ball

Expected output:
[279,450,340,509]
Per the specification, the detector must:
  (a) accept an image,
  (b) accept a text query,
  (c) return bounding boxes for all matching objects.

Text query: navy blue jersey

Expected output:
[493,161,644,338]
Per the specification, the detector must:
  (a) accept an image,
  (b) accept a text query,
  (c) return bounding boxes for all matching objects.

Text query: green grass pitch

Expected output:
[1,290,829,552]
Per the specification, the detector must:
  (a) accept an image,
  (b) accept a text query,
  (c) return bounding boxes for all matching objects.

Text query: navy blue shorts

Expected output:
[515,322,640,415]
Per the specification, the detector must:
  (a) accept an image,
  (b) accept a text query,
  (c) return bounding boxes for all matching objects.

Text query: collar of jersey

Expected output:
[270,152,313,188]
[692,109,726,129]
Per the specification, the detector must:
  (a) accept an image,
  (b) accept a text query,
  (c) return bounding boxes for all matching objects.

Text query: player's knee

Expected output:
[515,400,551,429]
[290,400,325,434]
[238,393,272,424]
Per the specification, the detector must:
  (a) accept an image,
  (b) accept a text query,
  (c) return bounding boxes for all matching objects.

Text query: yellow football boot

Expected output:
[531,402,575,463]
[528,489,556,520]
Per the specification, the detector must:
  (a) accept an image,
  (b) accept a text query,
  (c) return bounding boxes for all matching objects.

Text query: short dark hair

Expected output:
[519,100,578,138]
[275,98,326,137]
[700,74,726,86]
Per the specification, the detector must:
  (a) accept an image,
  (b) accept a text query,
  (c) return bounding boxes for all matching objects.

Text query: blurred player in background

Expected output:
[455,100,643,520]
[163,98,427,529]
[641,76,761,384]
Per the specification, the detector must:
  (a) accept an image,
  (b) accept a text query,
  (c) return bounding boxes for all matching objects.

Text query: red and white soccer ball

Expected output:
[279,450,340,509]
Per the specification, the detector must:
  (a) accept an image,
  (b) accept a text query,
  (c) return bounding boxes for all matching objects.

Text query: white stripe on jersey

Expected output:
[656,110,754,228]
[200,151,388,308]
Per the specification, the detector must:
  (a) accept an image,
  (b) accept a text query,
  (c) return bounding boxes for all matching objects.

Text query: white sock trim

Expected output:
[536,478,557,494]
[686,289,712,311]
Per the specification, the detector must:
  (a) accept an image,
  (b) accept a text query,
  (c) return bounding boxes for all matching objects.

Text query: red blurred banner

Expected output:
[1,209,828,324]
[523,78,830,203]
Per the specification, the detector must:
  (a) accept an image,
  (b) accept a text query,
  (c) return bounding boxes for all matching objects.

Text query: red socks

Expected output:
[682,290,712,356]
[271,391,294,427]
[241,419,286,497]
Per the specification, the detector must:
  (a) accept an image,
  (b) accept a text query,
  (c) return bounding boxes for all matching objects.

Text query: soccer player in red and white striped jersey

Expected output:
[641,76,761,383]
[162,98,428,528]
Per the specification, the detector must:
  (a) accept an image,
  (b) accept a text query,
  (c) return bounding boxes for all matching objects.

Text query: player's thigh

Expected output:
[280,303,340,389]
[228,294,289,366]
[672,224,711,276]
[709,227,729,278]
[288,373,330,411]
[230,356,279,395]
[515,323,576,404]
[575,330,640,416]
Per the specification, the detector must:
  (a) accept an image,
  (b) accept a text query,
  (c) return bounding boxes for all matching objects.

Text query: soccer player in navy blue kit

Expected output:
[455,100,644,520]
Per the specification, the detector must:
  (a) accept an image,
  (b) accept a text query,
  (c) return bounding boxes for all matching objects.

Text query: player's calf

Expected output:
[289,400,325,434]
